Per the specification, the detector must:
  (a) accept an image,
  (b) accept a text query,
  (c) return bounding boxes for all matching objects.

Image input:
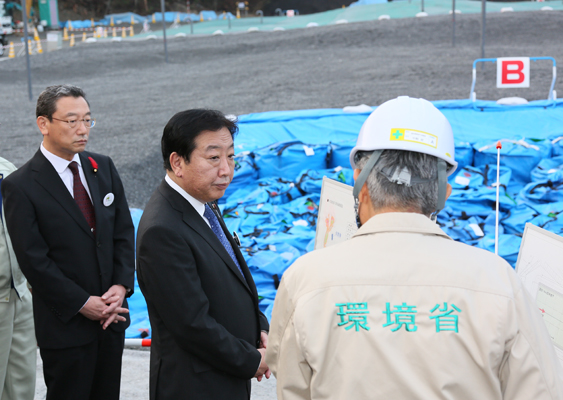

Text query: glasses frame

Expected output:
[51,117,96,129]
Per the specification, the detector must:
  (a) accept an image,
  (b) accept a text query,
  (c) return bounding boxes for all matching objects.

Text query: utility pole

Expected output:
[21,0,32,100]
[161,0,168,63]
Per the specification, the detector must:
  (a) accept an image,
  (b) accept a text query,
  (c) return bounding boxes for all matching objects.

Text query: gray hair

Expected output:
[36,84,89,120]
[354,150,438,215]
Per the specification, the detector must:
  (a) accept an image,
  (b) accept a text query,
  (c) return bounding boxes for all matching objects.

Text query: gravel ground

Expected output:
[1,10,561,400]
[33,349,277,399]
[1,11,562,208]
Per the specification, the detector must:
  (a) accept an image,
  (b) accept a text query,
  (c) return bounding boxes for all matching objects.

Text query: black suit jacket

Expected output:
[1,150,135,349]
[136,180,269,400]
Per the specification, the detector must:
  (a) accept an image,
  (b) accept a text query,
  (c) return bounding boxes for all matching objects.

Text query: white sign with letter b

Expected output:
[496,57,530,88]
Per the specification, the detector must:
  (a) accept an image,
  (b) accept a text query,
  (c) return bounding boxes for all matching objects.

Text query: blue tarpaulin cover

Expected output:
[61,11,218,28]
[125,99,563,338]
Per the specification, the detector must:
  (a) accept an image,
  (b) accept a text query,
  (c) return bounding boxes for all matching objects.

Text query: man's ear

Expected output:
[359,181,370,204]
[353,168,360,182]
[446,183,452,200]
[37,116,49,137]
[169,152,184,177]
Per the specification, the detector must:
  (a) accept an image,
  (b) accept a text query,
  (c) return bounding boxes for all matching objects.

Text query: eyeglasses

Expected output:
[51,117,96,129]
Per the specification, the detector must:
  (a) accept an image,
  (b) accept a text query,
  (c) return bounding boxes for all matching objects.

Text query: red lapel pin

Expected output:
[88,157,98,173]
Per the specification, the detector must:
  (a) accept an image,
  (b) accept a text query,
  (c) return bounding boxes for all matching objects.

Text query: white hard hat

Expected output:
[349,96,457,175]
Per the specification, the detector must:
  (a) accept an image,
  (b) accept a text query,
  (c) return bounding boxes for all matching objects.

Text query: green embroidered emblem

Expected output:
[430,303,461,333]
[382,302,418,332]
[335,302,370,332]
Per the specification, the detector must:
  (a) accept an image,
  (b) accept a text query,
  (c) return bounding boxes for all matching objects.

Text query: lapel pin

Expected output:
[103,193,114,207]
[233,231,241,247]
[88,157,98,173]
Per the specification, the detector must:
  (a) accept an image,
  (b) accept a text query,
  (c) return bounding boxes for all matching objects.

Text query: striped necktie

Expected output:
[204,204,246,280]
[68,161,96,233]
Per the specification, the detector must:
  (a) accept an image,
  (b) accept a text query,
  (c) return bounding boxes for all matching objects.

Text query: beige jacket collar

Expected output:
[353,212,453,240]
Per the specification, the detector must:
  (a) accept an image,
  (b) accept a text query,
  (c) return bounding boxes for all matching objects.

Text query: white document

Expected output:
[516,223,563,366]
[314,177,358,250]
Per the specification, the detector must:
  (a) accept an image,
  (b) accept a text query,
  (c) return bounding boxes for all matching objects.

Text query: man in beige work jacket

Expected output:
[265,96,563,399]
[0,156,36,400]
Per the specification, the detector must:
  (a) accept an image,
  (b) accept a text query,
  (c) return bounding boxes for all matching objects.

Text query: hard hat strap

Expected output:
[431,159,447,222]
[352,150,382,200]
[353,150,382,228]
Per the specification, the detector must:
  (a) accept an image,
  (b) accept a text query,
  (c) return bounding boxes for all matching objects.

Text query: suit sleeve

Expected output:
[259,311,269,332]
[108,158,135,294]
[138,222,261,380]
[2,178,90,322]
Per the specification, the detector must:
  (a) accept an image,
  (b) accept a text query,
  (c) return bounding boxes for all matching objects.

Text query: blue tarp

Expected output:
[61,12,148,28]
[61,11,214,28]
[101,12,147,24]
[200,10,219,20]
[151,12,202,22]
[60,19,94,29]
[232,99,563,153]
[125,99,563,338]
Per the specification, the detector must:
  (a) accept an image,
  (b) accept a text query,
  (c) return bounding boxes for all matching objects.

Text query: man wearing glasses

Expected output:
[1,84,135,400]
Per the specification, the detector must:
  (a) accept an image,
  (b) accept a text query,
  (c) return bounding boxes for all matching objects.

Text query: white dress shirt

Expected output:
[40,143,92,202]
[164,174,210,228]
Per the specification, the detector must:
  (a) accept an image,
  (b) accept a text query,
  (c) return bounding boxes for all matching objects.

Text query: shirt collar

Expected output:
[40,143,81,173]
[353,212,452,240]
[164,174,206,218]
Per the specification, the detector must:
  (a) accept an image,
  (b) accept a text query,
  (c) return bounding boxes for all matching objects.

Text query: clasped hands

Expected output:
[79,284,128,329]
[255,331,271,382]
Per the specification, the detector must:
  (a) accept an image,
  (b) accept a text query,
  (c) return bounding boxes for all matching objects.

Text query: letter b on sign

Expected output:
[496,57,530,88]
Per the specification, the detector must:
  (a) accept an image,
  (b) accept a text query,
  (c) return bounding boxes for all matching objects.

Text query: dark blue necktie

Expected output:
[204,204,246,280]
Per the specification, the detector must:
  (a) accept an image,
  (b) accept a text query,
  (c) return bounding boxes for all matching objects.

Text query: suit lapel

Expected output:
[31,151,94,238]
[159,181,252,293]
[209,201,259,296]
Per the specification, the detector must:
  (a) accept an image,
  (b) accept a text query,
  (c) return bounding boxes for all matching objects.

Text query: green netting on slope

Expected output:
[133,0,562,38]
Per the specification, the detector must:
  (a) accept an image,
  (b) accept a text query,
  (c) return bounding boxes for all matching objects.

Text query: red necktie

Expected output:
[68,161,96,233]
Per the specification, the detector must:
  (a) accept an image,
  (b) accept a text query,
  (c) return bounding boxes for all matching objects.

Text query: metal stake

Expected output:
[160,0,168,63]
[21,0,32,101]
[481,0,486,69]
[452,0,456,47]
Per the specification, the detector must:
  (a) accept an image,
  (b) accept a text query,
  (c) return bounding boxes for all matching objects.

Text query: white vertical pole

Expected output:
[495,141,502,255]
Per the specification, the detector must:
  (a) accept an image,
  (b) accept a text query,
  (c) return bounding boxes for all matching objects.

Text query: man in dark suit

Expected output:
[1,84,135,400]
[136,109,270,400]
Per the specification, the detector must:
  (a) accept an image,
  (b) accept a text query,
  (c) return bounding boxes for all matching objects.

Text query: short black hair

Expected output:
[36,84,89,120]
[161,109,238,171]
